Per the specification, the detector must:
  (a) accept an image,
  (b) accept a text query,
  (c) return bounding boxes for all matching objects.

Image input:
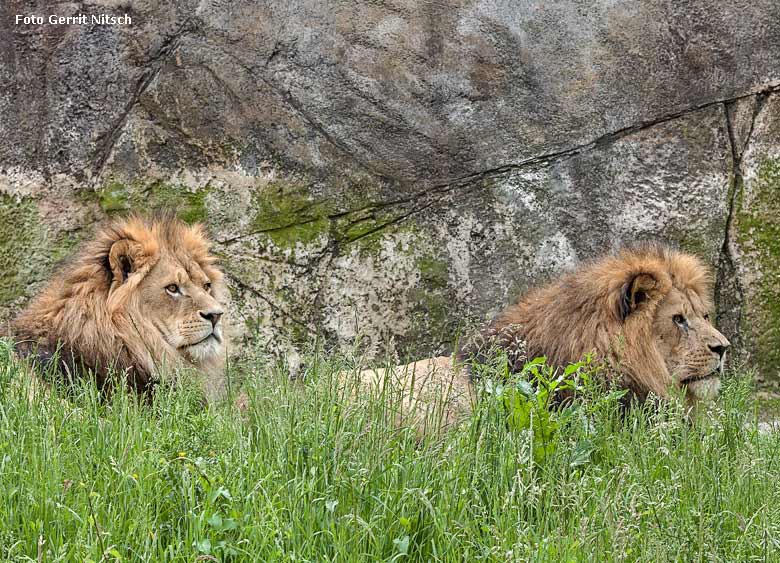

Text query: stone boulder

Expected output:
[1,0,779,382]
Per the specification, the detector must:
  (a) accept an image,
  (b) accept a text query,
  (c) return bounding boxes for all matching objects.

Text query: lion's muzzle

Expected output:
[199,309,223,329]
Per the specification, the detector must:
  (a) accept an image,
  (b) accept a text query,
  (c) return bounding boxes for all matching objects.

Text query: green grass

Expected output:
[0,340,779,562]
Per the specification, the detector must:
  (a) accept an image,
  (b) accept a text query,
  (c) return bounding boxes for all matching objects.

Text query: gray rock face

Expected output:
[722,94,780,389]
[1,1,779,380]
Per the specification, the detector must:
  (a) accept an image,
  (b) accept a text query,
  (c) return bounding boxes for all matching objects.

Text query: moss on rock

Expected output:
[0,195,42,305]
[417,256,449,288]
[736,157,780,383]
[404,254,455,354]
[249,181,333,248]
[98,181,132,214]
[247,178,420,253]
[0,195,83,312]
[97,180,211,224]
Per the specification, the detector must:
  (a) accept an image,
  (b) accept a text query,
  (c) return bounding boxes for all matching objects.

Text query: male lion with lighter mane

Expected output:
[11,214,229,399]
[349,244,730,433]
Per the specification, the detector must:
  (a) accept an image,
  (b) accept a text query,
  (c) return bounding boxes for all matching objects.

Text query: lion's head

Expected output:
[11,214,229,398]
[460,244,730,403]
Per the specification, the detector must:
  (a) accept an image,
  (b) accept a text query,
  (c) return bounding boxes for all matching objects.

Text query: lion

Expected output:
[10,214,229,400]
[348,244,730,433]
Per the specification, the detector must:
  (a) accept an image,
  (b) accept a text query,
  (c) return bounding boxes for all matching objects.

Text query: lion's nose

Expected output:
[200,310,223,328]
[709,342,729,360]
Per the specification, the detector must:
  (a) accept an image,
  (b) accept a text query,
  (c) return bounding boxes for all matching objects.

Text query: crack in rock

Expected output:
[716,92,770,354]
[432,82,780,192]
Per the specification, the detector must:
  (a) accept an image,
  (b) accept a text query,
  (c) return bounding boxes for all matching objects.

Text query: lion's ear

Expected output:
[108,239,145,284]
[618,273,657,321]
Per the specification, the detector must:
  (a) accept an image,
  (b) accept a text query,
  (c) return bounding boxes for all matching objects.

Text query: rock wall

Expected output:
[1,1,779,381]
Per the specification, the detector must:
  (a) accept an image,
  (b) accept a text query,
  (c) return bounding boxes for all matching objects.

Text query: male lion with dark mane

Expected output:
[10,214,229,400]
[348,244,730,433]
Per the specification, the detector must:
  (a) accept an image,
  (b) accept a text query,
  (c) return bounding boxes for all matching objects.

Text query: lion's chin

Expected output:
[180,334,224,364]
[684,374,722,401]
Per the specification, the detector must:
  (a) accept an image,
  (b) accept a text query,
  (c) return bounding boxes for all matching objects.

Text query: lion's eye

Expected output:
[673,314,686,325]
[165,284,180,295]
[204,282,212,291]
[703,313,710,321]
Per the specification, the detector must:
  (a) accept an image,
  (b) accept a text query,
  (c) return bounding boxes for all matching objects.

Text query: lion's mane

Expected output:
[458,243,715,401]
